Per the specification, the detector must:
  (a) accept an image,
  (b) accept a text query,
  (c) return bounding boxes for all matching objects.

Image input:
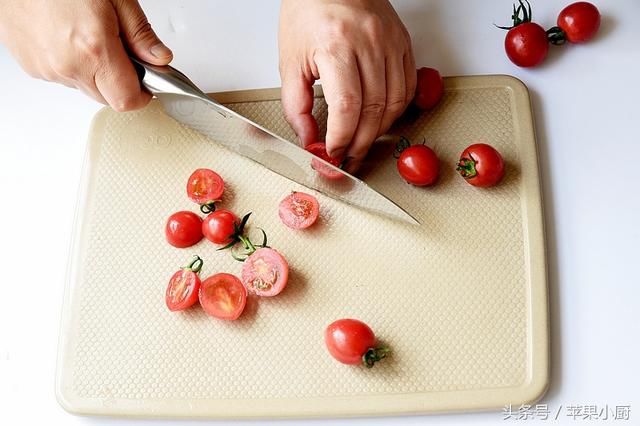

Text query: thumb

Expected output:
[280,65,319,147]
[113,0,173,65]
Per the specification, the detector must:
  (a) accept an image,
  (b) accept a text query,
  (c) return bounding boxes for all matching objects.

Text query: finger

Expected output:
[94,37,152,111]
[378,54,407,136]
[280,65,319,146]
[403,48,417,106]
[343,52,386,173]
[315,50,362,159]
[113,0,173,65]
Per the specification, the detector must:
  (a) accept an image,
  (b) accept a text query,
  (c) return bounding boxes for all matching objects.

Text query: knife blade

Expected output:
[130,57,419,225]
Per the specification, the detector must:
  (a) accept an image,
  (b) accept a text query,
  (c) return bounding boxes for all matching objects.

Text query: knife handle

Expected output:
[129,56,218,104]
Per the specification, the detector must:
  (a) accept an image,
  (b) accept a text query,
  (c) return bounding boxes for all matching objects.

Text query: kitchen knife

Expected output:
[130,57,419,225]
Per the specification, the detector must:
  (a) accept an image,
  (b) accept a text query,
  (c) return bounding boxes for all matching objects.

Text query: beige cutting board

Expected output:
[56,75,549,419]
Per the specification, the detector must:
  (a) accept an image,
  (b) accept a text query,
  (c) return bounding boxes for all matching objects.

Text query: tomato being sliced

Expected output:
[186,168,225,206]
[324,319,389,367]
[165,211,203,248]
[306,142,344,180]
[278,192,319,229]
[456,143,505,187]
[202,209,239,245]
[165,256,203,312]
[241,248,289,297]
[414,67,444,110]
[199,273,247,320]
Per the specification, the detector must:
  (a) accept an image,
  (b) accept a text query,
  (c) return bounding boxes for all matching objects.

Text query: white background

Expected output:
[1,1,638,425]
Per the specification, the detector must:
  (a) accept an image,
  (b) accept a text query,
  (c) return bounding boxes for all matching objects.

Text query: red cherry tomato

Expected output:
[324,319,389,367]
[397,144,440,186]
[165,211,203,248]
[202,209,239,245]
[241,248,289,297]
[186,168,224,206]
[505,22,548,67]
[278,192,320,229]
[456,143,505,187]
[306,142,344,180]
[414,67,444,110]
[199,273,247,320]
[165,256,203,312]
[556,2,600,43]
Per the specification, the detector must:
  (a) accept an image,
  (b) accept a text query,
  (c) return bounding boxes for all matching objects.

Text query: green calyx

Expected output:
[200,200,222,214]
[183,255,203,274]
[456,157,478,179]
[546,26,567,45]
[495,0,533,30]
[217,212,269,262]
[362,347,391,368]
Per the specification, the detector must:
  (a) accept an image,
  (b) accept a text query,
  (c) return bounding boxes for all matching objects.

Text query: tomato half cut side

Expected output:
[199,273,247,320]
[306,142,344,180]
[186,168,225,205]
[241,248,289,297]
[278,192,320,229]
[165,256,203,312]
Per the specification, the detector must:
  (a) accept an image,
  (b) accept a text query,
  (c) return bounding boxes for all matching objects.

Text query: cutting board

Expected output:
[56,75,549,418]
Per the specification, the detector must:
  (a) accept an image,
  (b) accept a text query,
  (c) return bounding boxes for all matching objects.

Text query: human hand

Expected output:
[279,0,416,173]
[0,0,172,111]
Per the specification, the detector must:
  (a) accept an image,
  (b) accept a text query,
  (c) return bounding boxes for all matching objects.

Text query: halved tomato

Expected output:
[199,273,247,320]
[278,192,319,229]
[241,248,289,297]
[165,256,203,312]
[186,168,225,205]
[306,142,344,180]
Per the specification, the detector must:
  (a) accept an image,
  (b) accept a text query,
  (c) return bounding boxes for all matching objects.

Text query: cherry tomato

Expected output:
[414,67,444,110]
[456,143,505,187]
[306,142,344,180]
[165,211,203,248]
[499,1,548,67]
[556,2,600,43]
[186,168,225,210]
[505,22,548,67]
[324,319,389,367]
[165,256,203,312]
[202,209,239,245]
[278,192,320,229]
[397,144,440,186]
[241,248,289,297]
[199,273,247,320]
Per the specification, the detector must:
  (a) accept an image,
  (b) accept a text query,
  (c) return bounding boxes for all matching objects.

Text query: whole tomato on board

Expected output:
[395,137,440,186]
[202,209,240,245]
[497,0,549,67]
[325,319,389,368]
[165,211,203,248]
[456,143,505,188]
[547,2,601,45]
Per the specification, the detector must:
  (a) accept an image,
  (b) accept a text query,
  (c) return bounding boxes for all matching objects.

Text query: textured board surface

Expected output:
[56,75,549,418]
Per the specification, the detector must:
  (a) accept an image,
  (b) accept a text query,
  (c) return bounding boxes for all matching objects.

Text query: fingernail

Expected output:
[150,43,173,59]
[329,148,345,159]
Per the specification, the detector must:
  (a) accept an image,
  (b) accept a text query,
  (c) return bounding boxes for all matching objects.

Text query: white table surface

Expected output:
[1,1,638,425]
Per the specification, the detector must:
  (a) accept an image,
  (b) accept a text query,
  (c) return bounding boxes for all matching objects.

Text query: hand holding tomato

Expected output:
[279,0,416,173]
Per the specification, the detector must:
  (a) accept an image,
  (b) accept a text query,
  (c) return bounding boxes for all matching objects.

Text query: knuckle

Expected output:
[333,93,362,114]
[129,19,155,43]
[76,32,106,59]
[361,15,384,39]
[386,96,407,115]
[361,98,386,117]
[50,59,76,79]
